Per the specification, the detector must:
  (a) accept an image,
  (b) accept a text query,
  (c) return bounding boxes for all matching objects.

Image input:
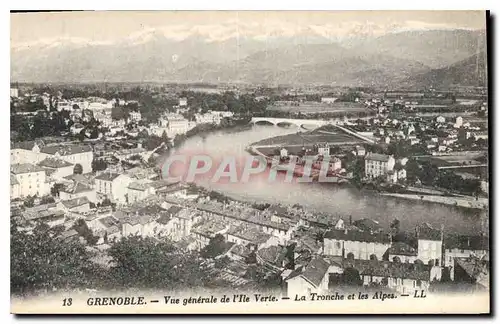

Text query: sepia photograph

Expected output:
[9,10,490,314]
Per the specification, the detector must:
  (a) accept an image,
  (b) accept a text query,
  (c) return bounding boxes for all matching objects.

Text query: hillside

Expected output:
[402,52,488,88]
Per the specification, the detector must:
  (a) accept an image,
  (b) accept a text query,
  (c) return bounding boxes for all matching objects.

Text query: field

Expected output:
[267,101,368,114]
[251,125,364,148]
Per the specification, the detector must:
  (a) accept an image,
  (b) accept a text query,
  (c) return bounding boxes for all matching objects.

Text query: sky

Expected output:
[10,11,487,46]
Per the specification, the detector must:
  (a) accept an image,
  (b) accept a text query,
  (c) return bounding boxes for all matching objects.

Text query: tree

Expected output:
[50,183,64,197]
[11,220,102,296]
[341,267,362,286]
[390,218,401,236]
[72,219,98,245]
[107,236,210,290]
[73,163,83,175]
[91,158,108,172]
[200,234,228,259]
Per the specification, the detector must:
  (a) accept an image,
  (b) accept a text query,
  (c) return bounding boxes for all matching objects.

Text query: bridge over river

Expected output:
[250,117,375,144]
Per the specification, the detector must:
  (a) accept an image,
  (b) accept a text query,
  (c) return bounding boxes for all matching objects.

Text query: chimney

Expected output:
[349,215,352,225]
[440,224,444,242]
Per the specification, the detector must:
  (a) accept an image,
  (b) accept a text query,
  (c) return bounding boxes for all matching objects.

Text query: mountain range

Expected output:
[11,29,487,87]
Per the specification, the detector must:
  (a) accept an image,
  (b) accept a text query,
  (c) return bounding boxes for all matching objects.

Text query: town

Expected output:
[10,83,489,298]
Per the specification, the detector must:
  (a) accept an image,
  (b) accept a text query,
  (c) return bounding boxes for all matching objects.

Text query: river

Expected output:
[162,125,488,235]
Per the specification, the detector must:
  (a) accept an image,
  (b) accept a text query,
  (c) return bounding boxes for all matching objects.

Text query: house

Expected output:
[355,145,366,156]
[453,257,489,290]
[323,229,392,261]
[167,206,201,241]
[256,245,288,272]
[40,144,93,174]
[346,259,432,294]
[284,256,335,297]
[129,111,142,122]
[191,220,230,250]
[321,97,337,104]
[59,181,97,203]
[317,143,331,157]
[352,218,382,233]
[10,174,21,199]
[444,234,489,280]
[179,97,188,107]
[416,223,443,266]
[10,140,45,164]
[11,163,49,198]
[226,224,280,251]
[37,157,74,180]
[70,123,85,135]
[24,204,65,227]
[94,172,132,204]
[364,153,395,179]
[387,242,418,263]
[436,116,446,123]
[58,196,91,213]
[126,179,155,204]
[57,229,80,242]
[280,148,288,158]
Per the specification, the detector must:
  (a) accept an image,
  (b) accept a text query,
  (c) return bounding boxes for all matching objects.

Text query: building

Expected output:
[11,163,49,198]
[453,257,489,290]
[347,259,432,294]
[436,116,446,123]
[323,229,392,261]
[10,88,19,98]
[284,256,336,297]
[59,181,97,203]
[321,97,337,104]
[454,116,464,128]
[126,180,155,204]
[37,157,74,180]
[226,224,280,251]
[444,234,489,280]
[364,153,396,179]
[57,196,91,213]
[317,143,331,156]
[159,113,193,137]
[94,172,133,204]
[387,242,418,263]
[179,97,188,107]
[11,140,45,165]
[416,223,443,266]
[355,146,366,156]
[129,111,142,122]
[10,175,21,199]
[40,144,93,174]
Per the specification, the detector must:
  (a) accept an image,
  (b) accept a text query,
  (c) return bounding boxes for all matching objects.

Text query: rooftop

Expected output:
[38,157,73,169]
[41,144,92,156]
[346,259,430,281]
[61,196,91,209]
[60,181,93,194]
[286,256,330,288]
[445,234,489,251]
[95,172,122,182]
[227,224,272,245]
[365,152,393,162]
[387,242,418,256]
[11,163,45,174]
[324,229,391,244]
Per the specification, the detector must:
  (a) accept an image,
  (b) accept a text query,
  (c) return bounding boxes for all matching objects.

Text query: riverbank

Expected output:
[381,192,488,210]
